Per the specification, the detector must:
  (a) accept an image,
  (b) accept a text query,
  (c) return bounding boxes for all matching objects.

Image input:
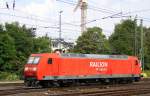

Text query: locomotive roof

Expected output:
[61,53,128,59]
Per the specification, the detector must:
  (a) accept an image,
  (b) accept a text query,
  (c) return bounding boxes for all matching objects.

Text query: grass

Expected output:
[0,72,20,81]
[143,70,150,77]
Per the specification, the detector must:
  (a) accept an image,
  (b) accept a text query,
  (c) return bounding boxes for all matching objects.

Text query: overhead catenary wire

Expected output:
[18,23,81,32]
[0,11,55,23]
[2,0,150,25]
[3,1,150,22]
[0,8,98,28]
[56,0,150,22]
[1,0,150,43]
[56,0,118,14]
[2,1,150,28]
[123,8,150,15]
[0,10,81,27]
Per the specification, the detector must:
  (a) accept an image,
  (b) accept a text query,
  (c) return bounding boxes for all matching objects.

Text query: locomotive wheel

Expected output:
[134,77,140,82]
[24,80,31,87]
[53,82,60,87]
[34,81,42,88]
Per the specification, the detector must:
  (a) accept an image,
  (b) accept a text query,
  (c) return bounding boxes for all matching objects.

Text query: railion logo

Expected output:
[89,62,108,71]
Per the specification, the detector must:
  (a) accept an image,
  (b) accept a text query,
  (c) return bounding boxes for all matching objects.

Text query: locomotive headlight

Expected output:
[24,67,29,71]
[32,67,37,71]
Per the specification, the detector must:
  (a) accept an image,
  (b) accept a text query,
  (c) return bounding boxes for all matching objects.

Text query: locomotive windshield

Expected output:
[27,56,40,64]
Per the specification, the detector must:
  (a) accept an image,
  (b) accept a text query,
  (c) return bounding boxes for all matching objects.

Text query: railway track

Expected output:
[48,86,150,96]
[49,87,150,96]
[0,78,149,96]
[47,78,150,96]
[0,83,23,88]
[0,87,47,96]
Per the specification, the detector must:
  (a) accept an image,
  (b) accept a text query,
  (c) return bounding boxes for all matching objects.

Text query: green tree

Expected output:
[144,28,150,69]
[0,33,16,72]
[33,36,51,53]
[73,27,110,54]
[109,19,150,70]
[5,22,34,56]
[4,23,34,75]
[109,19,137,55]
[0,22,52,79]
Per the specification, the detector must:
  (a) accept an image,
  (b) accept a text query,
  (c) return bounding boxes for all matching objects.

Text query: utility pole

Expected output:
[140,19,144,71]
[134,16,138,56]
[59,11,63,49]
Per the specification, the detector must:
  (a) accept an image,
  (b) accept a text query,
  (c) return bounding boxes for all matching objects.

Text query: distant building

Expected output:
[51,38,74,53]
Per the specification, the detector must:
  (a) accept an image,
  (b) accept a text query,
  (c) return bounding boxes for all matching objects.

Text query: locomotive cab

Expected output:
[24,56,40,77]
[24,53,59,87]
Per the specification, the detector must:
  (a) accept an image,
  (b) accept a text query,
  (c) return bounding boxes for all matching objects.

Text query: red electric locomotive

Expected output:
[24,53,141,87]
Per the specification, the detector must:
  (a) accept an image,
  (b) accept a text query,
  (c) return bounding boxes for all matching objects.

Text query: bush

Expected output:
[144,70,150,77]
[0,72,20,81]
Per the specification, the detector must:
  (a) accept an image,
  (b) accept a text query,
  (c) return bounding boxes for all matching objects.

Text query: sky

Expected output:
[0,0,150,42]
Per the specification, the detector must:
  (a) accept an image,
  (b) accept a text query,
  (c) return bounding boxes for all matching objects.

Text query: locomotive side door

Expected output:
[51,58,60,76]
[47,57,53,76]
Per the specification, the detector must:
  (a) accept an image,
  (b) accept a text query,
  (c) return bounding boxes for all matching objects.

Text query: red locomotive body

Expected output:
[24,53,141,87]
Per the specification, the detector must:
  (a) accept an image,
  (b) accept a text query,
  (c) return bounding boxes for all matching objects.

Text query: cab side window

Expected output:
[48,58,52,64]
